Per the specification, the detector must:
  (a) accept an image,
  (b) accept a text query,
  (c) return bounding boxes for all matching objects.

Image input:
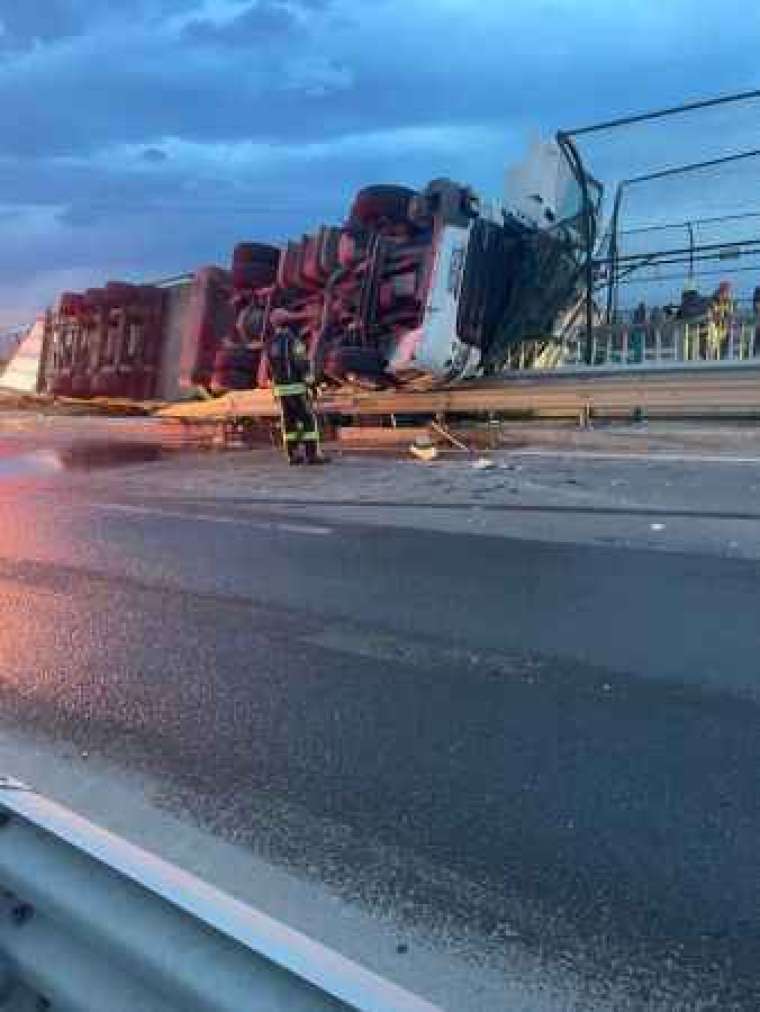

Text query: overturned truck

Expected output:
[219,140,602,392]
[40,140,601,399]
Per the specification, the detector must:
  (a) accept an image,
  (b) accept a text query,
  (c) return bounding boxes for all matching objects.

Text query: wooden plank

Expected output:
[336,426,434,446]
[157,390,278,420]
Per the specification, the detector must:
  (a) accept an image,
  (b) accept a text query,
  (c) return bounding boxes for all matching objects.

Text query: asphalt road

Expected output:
[0,446,759,1007]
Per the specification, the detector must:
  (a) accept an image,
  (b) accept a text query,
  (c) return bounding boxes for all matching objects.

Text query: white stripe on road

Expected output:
[511,449,760,465]
[91,503,333,536]
[274,522,336,536]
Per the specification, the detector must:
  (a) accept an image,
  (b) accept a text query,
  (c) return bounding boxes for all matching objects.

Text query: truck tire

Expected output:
[213,370,252,391]
[232,261,278,290]
[277,242,303,289]
[212,345,258,372]
[348,185,417,229]
[210,366,252,392]
[229,346,259,373]
[91,372,119,397]
[70,374,91,398]
[211,345,259,391]
[126,368,150,400]
[323,346,386,382]
[317,227,341,277]
[232,243,281,268]
[338,230,370,268]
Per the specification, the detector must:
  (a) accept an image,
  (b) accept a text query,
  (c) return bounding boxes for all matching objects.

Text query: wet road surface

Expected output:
[0,441,759,1006]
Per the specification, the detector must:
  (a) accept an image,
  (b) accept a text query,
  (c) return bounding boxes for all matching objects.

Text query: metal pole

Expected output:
[606,182,626,323]
[562,88,760,139]
[619,147,760,187]
[612,236,760,262]
[610,262,760,288]
[686,221,695,287]
[621,209,760,236]
[556,132,596,365]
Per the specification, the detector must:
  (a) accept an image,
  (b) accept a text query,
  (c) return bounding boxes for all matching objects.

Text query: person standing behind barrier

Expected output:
[753,286,760,357]
[630,301,646,363]
[678,287,706,360]
[708,281,734,359]
[266,320,324,465]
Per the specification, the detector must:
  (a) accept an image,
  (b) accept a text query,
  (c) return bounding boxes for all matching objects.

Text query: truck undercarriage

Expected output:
[224,143,601,392]
[41,140,601,399]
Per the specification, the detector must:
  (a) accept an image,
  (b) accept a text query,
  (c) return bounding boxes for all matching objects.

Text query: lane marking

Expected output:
[510,449,760,465]
[90,503,333,536]
[275,522,336,536]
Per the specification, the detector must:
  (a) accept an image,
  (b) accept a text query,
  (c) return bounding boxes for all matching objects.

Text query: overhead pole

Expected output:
[555,131,598,364]
[686,222,695,287]
[620,209,760,236]
[562,88,760,139]
[557,88,760,364]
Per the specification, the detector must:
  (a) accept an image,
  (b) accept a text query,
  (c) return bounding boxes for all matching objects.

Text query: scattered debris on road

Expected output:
[410,440,439,462]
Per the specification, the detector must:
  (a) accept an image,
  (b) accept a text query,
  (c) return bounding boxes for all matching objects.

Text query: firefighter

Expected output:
[266,321,323,465]
[708,281,734,359]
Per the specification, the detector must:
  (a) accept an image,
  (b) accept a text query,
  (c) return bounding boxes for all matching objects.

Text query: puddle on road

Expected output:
[0,451,64,480]
[57,441,165,470]
[0,441,167,481]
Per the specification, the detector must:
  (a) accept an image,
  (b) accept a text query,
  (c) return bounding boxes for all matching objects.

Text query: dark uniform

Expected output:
[267,328,322,464]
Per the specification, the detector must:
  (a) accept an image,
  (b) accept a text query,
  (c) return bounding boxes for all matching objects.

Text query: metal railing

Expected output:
[0,779,439,1011]
[509,315,760,371]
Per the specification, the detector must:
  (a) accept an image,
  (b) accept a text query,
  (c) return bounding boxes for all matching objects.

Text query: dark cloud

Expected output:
[0,1,199,50]
[0,0,754,163]
[0,0,759,323]
[183,2,301,46]
[141,147,168,163]
[0,2,82,48]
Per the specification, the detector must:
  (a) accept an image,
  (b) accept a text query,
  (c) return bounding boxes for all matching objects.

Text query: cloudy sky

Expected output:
[1,0,759,325]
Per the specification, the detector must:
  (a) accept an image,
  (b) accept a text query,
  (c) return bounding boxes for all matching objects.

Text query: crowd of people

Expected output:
[626,280,760,361]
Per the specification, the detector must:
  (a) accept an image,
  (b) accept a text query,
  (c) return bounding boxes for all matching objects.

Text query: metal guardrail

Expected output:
[0,780,439,1012]
[157,364,760,425]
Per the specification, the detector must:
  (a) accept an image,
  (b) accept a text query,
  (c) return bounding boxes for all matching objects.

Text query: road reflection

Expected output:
[0,450,63,480]
[56,442,165,470]
[0,441,167,482]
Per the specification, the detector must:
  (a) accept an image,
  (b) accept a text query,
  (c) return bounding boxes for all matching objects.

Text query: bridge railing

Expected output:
[509,315,760,370]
